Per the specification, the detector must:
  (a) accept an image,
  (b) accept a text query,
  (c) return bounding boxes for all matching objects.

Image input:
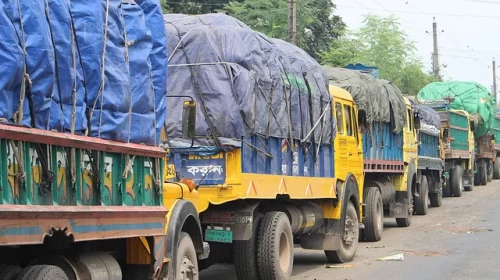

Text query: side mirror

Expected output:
[443,128,449,139]
[414,116,421,130]
[182,101,196,139]
[469,120,475,131]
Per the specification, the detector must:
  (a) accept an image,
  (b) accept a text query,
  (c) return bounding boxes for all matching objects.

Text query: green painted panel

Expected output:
[0,139,163,206]
[448,111,470,152]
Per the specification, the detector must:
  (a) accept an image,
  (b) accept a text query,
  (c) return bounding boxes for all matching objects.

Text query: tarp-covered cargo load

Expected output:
[323,66,407,133]
[417,81,495,137]
[0,0,167,146]
[407,96,441,135]
[164,14,335,149]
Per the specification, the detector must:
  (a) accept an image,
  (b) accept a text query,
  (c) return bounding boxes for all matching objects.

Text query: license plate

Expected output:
[205,229,233,243]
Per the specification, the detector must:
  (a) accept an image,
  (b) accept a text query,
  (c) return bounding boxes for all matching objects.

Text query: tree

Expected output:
[221,0,345,58]
[321,14,433,95]
[163,0,234,14]
[222,0,314,45]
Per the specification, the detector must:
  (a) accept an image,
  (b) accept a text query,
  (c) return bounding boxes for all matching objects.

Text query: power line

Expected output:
[337,4,500,19]
[370,0,427,30]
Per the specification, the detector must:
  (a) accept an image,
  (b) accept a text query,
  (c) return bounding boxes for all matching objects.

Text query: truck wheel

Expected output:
[325,201,359,263]
[414,176,429,215]
[450,166,463,197]
[487,160,493,182]
[174,232,199,280]
[16,265,68,280]
[233,213,263,280]
[0,265,21,280]
[429,176,442,207]
[257,212,293,280]
[396,186,413,227]
[479,160,487,186]
[494,157,500,179]
[363,188,383,242]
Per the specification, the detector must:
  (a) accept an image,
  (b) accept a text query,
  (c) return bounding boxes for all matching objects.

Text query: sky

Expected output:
[334,0,500,94]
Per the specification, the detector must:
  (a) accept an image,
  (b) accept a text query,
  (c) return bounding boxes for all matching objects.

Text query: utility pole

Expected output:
[493,58,497,101]
[432,17,440,81]
[288,0,296,45]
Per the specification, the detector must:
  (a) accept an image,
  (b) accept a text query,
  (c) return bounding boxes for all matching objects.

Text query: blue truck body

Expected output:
[362,122,404,162]
[171,136,335,186]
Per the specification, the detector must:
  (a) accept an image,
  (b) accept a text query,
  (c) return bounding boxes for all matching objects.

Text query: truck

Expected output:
[411,102,444,212]
[0,123,208,280]
[326,67,418,242]
[474,132,495,185]
[417,81,496,189]
[164,14,362,280]
[492,115,500,179]
[420,102,475,197]
[0,1,208,279]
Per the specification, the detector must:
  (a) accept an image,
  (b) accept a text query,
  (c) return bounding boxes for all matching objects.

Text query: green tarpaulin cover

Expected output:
[417,81,495,137]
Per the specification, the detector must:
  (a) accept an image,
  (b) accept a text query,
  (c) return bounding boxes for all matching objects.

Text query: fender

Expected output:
[165,199,203,276]
[340,173,360,236]
[407,158,417,193]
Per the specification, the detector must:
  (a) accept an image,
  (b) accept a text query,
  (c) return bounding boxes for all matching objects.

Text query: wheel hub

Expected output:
[342,215,356,247]
[279,232,291,272]
[180,256,197,280]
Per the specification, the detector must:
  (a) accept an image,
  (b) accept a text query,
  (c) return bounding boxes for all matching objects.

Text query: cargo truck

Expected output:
[164,14,364,280]
[474,132,495,185]
[407,100,444,212]
[358,96,418,241]
[422,102,475,197]
[0,121,208,280]
[492,115,500,179]
[326,67,418,242]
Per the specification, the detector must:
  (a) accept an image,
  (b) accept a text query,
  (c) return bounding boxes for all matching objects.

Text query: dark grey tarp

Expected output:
[164,14,335,148]
[407,96,441,129]
[323,66,407,133]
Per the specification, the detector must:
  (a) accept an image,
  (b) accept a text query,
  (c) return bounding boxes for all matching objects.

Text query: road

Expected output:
[200,181,500,280]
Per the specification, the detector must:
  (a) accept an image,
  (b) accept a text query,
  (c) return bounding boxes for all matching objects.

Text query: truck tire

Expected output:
[173,232,199,280]
[396,186,413,227]
[325,201,359,263]
[487,160,493,182]
[233,213,263,280]
[450,166,463,197]
[0,265,21,280]
[414,176,429,215]
[257,212,293,280]
[16,265,68,280]
[479,160,487,186]
[494,157,500,179]
[362,188,383,242]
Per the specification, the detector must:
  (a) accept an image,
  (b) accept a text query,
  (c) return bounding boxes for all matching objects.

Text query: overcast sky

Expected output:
[334,0,499,93]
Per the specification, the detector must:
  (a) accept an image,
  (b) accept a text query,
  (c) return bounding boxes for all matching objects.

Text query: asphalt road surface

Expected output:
[200,181,500,280]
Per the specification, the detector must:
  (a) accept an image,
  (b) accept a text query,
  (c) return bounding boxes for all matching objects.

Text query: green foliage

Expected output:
[222,0,314,44]
[220,0,345,58]
[321,14,433,95]
[164,0,233,14]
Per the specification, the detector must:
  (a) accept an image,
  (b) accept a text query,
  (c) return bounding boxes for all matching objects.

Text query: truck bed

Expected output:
[362,122,404,173]
[0,124,166,246]
[418,130,442,171]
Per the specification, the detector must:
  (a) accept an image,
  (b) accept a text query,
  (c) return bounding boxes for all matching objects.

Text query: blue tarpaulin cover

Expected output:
[0,0,167,146]
[0,0,24,125]
[164,14,335,148]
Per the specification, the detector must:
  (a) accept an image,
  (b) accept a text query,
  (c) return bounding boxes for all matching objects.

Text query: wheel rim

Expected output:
[278,232,291,272]
[180,254,197,280]
[342,211,356,248]
[376,199,383,233]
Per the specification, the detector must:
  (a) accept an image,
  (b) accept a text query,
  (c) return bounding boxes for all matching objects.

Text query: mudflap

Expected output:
[463,168,474,188]
[200,202,259,241]
[390,191,410,218]
[300,219,342,251]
